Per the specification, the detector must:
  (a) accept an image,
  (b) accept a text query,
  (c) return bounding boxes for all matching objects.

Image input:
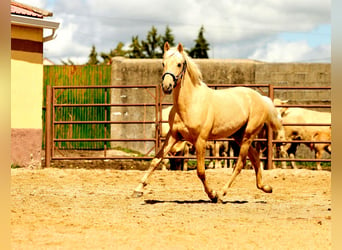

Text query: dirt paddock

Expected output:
[11,167,331,249]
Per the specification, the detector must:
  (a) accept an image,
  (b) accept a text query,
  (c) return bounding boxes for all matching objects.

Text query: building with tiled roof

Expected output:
[11,1,59,168]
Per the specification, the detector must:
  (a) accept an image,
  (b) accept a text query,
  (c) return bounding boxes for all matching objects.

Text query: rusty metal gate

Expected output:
[44,84,331,169]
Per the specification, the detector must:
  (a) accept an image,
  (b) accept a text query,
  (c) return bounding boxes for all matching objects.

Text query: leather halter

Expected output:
[161,60,187,88]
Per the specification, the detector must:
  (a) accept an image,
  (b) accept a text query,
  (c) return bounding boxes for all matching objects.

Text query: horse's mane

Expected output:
[181,51,203,85]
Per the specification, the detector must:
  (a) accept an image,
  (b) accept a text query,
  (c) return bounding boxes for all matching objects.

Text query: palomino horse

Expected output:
[133,42,282,203]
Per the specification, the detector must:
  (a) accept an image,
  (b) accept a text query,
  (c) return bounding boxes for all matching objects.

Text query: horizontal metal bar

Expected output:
[53,138,156,142]
[207,84,270,88]
[52,84,272,90]
[52,156,155,160]
[53,103,156,107]
[275,104,331,108]
[53,120,156,124]
[160,120,332,127]
[53,85,158,89]
[50,155,262,161]
[51,155,330,162]
[273,86,331,90]
[53,121,330,126]
[159,137,267,142]
[52,84,331,91]
[272,140,331,144]
[281,123,331,126]
[163,156,268,160]
[272,158,331,162]
[48,103,332,109]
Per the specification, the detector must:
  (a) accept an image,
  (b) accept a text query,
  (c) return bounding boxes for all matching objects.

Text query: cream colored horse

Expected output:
[133,42,282,203]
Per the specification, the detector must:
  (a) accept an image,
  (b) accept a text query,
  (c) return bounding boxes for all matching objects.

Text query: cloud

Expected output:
[248,39,331,62]
[44,17,90,64]
[26,0,331,63]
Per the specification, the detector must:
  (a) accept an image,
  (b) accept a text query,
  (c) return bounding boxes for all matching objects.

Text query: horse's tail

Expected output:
[262,96,283,131]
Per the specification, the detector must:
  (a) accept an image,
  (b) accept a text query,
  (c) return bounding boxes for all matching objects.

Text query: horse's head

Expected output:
[161,42,187,94]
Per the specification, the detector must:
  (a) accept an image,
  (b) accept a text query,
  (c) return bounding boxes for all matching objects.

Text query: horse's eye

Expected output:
[162,62,165,67]
[177,63,181,67]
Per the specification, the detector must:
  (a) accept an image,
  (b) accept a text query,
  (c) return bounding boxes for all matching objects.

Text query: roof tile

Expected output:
[11,1,52,18]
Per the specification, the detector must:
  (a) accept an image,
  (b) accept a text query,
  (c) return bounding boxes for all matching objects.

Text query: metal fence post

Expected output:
[45,85,52,168]
[267,84,274,170]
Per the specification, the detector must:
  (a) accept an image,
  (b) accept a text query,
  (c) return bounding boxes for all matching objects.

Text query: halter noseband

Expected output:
[161,60,187,88]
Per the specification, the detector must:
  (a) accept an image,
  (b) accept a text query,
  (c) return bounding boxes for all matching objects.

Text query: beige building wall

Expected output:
[11,24,44,167]
[11,60,43,129]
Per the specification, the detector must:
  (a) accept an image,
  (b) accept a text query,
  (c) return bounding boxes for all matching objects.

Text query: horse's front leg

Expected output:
[183,142,190,171]
[196,138,219,202]
[132,132,178,198]
[314,148,323,170]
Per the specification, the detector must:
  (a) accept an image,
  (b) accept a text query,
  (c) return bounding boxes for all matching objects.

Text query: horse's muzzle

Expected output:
[161,72,176,94]
[162,82,173,94]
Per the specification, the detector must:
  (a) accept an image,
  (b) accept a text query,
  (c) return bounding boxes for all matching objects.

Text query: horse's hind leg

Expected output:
[219,135,253,198]
[248,146,272,193]
[220,129,272,198]
[133,132,178,197]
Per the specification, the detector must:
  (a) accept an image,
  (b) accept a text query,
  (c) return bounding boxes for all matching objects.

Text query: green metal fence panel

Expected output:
[43,65,111,149]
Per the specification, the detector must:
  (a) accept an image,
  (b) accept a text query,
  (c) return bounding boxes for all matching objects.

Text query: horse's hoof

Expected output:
[211,196,224,204]
[262,185,273,193]
[210,191,223,203]
[211,196,218,203]
[132,190,144,198]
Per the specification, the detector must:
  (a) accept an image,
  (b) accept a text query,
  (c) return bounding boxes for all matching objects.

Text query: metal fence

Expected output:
[271,86,331,166]
[44,84,331,169]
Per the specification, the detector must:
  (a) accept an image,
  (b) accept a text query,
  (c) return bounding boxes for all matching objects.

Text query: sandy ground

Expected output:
[11,167,331,249]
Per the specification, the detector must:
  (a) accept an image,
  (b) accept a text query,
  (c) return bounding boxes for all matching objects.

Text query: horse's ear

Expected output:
[177,43,183,53]
[280,107,289,117]
[164,42,170,52]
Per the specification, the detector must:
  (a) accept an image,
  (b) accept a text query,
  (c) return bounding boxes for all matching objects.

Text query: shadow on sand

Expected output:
[143,199,260,205]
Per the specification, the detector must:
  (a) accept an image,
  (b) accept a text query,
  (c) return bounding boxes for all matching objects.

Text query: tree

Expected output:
[100,52,113,65]
[61,58,75,65]
[86,45,100,65]
[112,42,128,57]
[160,25,175,54]
[129,36,145,58]
[142,26,162,58]
[189,26,210,58]
[101,42,128,64]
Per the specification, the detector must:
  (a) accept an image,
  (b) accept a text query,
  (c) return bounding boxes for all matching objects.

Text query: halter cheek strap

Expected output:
[161,60,187,88]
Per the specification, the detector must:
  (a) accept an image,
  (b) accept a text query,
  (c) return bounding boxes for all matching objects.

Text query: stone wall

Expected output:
[111,57,331,156]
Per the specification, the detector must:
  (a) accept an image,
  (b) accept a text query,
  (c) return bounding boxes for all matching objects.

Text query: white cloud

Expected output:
[22,0,331,63]
[44,18,90,64]
[18,0,46,8]
[248,40,331,62]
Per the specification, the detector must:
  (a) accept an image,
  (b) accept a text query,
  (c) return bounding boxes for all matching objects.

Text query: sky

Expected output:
[20,0,331,64]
